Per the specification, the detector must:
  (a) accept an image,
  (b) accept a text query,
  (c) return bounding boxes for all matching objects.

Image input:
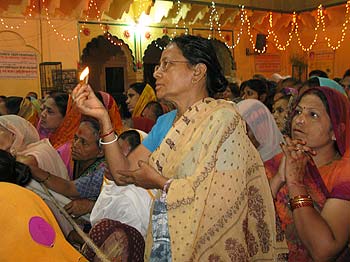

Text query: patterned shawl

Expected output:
[270,87,350,261]
[145,98,287,261]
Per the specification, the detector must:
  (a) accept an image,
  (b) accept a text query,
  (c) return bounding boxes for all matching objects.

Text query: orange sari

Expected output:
[267,87,350,261]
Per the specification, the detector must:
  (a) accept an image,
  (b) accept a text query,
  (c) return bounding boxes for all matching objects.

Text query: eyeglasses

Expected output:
[154,59,189,73]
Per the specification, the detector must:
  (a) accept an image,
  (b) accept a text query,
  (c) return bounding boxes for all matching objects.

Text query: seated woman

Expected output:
[237,99,284,172]
[0,150,87,262]
[84,129,150,261]
[38,91,122,179]
[30,118,106,211]
[269,86,350,261]
[28,118,107,243]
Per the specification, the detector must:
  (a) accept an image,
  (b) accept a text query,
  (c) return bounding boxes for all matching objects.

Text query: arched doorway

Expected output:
[81,34,136,99]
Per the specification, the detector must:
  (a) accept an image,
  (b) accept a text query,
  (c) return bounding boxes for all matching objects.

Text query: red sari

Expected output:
[267,87,350,261]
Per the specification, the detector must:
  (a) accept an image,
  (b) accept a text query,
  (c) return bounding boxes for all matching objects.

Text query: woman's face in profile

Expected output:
[0,126,15,152]
[241,86,259,100]
[153,43,192,102]
[291,93,334,149]
[39,97,64,130]
[126,88,140,113]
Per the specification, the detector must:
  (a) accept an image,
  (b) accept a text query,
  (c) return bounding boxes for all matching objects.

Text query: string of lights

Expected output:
[0,1,36,30]
[324,0,350,50]
[0,0,349,51]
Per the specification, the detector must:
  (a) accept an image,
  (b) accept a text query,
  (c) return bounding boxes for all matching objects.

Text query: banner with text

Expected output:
[0,50,38,79]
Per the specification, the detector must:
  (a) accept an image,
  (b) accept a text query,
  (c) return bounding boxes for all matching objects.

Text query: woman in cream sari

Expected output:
[73,35,286,261]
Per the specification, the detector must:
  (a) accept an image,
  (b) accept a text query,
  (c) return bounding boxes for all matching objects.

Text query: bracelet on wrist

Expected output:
[99,133,118,146]
[100,129,114,139]
[38,172,51,183]
[289,194,313,211]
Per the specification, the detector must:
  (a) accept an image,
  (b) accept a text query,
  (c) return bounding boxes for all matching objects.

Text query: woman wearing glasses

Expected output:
[72,35,285,261]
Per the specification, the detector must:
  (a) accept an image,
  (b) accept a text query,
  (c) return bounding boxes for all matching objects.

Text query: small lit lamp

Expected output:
[79,67,89,84]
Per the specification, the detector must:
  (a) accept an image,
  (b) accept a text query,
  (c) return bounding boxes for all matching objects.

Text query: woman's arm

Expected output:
[291,188,350,261]
[29,165,80,198]
[72,84,151,184]
[281,138,350,261]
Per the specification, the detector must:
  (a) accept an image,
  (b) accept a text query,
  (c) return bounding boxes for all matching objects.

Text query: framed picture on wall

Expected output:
[62,69,78,93]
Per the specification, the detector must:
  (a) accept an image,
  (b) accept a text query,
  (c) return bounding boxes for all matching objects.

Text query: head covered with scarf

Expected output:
[237,99,284,162]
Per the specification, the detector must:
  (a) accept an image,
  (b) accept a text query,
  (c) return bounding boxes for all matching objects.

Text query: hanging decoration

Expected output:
[0,0,349,52]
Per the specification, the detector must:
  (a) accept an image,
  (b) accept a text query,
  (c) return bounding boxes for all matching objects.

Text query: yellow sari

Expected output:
[0,182,87,262]
[146,98,287,261]
[132,84,156,118]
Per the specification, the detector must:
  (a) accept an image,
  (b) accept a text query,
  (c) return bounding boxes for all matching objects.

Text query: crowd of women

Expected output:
[1,34,350,262]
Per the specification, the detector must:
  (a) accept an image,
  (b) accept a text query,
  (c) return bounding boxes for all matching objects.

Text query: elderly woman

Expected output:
[38,91,122,178]
[269,86,350,261]
[73,35,284,261]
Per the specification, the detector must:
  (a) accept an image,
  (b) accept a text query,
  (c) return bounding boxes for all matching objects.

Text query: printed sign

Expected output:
[0,50,38,79]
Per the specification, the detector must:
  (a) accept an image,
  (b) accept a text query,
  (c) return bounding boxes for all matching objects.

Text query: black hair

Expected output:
[0,149,32,186]
[227,82,240,98]
[301,77,320,90]
[309,70,328,78]
[129,82,146,95]
[5,96,23,115]
[49,92,69,117]
[240,79,268,97]
[343,69,350,78]
[118,130,141,153]
[171,35,228,97]
[80,116,101,147]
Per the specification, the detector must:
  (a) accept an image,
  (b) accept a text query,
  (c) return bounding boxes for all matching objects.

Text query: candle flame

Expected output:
[79,67,89,81]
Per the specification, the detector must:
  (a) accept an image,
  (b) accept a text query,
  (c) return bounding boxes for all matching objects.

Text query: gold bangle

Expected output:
[290,200,313,211]
[289,195,313,211]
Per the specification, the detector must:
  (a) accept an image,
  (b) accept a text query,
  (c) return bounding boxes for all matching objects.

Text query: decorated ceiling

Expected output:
[0,0,349,52]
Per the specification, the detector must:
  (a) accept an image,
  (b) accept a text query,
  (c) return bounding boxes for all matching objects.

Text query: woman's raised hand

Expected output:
[280,136,316,187]
[72,83,106,119]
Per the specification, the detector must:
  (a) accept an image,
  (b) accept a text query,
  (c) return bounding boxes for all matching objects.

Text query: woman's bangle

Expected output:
[99,133,118,145]
[100,129,114,139]
[289,195,313,211]
[38,172,51,183]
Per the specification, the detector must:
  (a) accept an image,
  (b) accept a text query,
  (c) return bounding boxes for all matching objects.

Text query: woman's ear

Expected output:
[192,63,207,84]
